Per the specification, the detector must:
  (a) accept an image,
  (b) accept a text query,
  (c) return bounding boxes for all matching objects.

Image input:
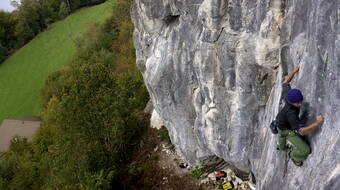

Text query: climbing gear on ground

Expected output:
[270,120,279,134]
[215,171,226,181]
[222,181,234,190]
[179,163,188,168]
[287,89,303,103]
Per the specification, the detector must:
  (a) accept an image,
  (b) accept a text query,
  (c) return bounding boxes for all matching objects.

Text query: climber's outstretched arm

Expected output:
[298,115,324,136]
[283,66,299,84]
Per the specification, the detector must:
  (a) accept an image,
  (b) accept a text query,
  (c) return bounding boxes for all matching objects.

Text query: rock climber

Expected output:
[276,66,324,166]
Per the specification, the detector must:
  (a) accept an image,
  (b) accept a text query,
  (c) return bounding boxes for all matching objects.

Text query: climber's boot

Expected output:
[292,159,303,167]
[286,131,311,166]
[289,150,303,167]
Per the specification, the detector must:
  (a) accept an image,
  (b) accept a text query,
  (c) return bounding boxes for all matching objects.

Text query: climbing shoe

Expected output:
[291,159,303,167]
[288,151,303,167]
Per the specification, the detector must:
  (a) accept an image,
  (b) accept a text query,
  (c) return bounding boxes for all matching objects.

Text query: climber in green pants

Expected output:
[276,66,324,166]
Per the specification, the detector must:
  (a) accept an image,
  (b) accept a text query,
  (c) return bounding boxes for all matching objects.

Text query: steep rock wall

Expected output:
[131,0,340,189]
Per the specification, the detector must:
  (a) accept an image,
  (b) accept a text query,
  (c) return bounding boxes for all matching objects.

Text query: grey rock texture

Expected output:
[131,0,340,189]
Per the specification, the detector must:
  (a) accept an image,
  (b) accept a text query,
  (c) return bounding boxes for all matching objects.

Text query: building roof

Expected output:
[0,116,41,152]
[7,116,42,122]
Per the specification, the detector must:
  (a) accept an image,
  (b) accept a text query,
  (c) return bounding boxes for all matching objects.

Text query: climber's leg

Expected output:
[287,132,311,162]
[277,129,289,150]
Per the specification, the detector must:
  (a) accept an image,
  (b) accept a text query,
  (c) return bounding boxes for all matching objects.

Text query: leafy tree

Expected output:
[10,1,20,9]
[39,63,148,189]
[0,11,17,62]
[0,156,11,190]
[0,43,8,63]
[0,0,150,189]
[40,0,60,26]
[1,137,40,190]
[58,2,69,19]
[15,0,42,45]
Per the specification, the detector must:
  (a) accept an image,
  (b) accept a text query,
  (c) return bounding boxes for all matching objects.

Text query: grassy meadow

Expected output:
[0,0,114,124]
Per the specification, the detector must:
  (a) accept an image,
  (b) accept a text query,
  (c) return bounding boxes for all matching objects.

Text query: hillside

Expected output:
[0,0,113,124]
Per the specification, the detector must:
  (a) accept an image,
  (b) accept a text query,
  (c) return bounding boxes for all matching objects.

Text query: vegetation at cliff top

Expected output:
[0,0,113,124]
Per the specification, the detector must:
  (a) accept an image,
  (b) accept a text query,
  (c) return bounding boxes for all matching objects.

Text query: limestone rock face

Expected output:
[131,0,340,189]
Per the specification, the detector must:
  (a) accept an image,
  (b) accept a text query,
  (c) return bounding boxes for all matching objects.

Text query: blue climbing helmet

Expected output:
[287,89,303,103]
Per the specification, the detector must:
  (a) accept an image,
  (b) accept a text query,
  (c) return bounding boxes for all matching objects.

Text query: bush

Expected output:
[159,126,172,143]
[79,170,117,190]
[0,156,11,190]
[128,163,149,177]
[190,166,207,179]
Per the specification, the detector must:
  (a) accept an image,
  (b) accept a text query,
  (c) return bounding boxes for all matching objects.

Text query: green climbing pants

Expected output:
[277,129,311,162]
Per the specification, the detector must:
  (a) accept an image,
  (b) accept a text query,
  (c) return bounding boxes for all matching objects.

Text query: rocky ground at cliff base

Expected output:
[126,127,200,190]
[128,126,255,190]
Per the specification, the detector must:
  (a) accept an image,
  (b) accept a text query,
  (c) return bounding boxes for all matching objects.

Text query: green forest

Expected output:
[0,0,107,63]
[0,0,150,189]
[0,0,112,123]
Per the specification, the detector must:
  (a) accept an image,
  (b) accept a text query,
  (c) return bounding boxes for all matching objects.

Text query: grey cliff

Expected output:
[131,0,340,189]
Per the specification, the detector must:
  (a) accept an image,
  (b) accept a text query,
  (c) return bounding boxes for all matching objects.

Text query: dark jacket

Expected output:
[276,83,303,132]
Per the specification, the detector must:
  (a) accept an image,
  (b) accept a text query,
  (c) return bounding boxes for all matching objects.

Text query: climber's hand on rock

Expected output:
[293,66,300,73]
[316,115,324,125]
[283,66,300,83]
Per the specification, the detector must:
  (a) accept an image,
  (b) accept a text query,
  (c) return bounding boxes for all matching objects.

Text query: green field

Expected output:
[0,1,114,124]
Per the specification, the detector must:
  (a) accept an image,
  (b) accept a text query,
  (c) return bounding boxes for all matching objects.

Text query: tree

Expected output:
[0,43,7,63]
[58,2,69,19]
[0,1,149,189]
[40,0,60,26]
[10,0,20,9]
[15,0,42,45]
[65,0,72,13]
[0,11,17,62]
